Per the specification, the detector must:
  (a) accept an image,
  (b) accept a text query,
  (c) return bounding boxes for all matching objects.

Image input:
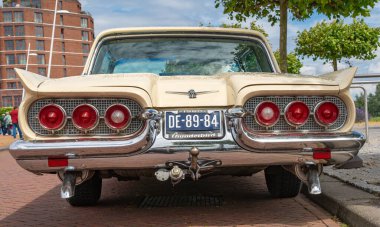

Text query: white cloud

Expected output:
[368,61,380,73]
[300,66,317,75]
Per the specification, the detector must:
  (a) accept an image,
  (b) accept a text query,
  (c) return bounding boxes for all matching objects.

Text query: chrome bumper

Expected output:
[9,108,366,173]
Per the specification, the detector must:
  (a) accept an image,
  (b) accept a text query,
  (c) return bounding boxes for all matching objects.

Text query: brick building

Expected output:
[0,0,94,107]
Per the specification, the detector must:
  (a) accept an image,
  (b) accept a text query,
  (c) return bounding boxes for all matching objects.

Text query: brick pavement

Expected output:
[0,150,339,227]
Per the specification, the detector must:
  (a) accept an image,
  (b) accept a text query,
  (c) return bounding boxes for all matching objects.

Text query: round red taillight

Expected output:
[104,104,131,130]
[254,101,280,127]
[285,101,310,127]
[38,104,66,130]
[314,101,339,126]
[72,104,99,131]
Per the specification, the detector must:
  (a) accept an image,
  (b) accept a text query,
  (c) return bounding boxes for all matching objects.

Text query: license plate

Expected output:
[165,111,221,131]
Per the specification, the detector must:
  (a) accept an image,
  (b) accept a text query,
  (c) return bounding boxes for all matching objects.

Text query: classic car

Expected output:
[10,27,366,206]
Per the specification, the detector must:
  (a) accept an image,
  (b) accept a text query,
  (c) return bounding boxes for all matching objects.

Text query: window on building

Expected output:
[7,82,17,89]
[38,67,46,76]
[35,26,43,37]
[82,44,90,53]
[36,40,44,50]
[34,12,43,23]
[62,55,66,65]
[4,26,14,36]
[14,12,24,22]
[81,18,88,28]
[6,69,16,79]
[37,54,45,64]
[61,42,65,52]
[60,28,64,39]
[21,0,30,7]
[3,12,12,22]
[59,1,63,10]
[17,54,27,65]
[83,56,88,65]
[32,0,41,8]
[82,31,89,41]
[2,96,13,107]
[14,96,22,107]
[60,15,63,25]
[15,40,26,50]
[5,40,14,50]
[15,26,24,36]
[6,54,15,64]
[63,68,67,77]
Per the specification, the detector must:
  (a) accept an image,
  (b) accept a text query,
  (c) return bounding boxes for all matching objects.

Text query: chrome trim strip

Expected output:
[229,116,366,153]
[10,109,161,159]
[15,151,356,173]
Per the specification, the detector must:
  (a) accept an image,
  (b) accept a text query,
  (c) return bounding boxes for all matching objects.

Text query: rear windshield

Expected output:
[90,37,273,75]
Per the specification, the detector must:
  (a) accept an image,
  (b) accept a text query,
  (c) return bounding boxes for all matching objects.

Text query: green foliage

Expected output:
[215,0,378,25]
[215,0,379,73]
[295,20,380,70]
[0,107,12,115]
[355,84,380,117]
[274,50,302,74]
[220,21,269,37]
[371,116,380,122]
[368,84,380,117]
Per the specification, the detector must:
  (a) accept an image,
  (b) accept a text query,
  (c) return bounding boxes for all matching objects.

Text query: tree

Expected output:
[295,20,380,71]
[221,21,269,37]
[355,84,380,118]
[368,84,380,117]
[274,50,302,74]
[202,22,303,73]
[215,0,379,73]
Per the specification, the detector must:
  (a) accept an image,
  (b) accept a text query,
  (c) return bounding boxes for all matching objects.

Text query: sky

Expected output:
[77,0,380,77]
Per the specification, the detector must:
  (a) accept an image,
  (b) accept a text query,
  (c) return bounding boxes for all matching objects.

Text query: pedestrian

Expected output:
[0,114,6,135]
[4,112,12,135]
[10,107,23,139]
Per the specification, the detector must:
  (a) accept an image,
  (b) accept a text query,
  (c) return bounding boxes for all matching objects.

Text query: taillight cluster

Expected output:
[38,103,132,131]
[254,101,339,128]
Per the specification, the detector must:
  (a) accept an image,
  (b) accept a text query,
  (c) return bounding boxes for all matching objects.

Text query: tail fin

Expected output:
[319,67,357,92]
[15,68,48,93]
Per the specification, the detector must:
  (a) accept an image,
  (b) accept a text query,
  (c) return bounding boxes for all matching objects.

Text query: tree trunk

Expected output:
[279,0,288,73]
[332,59,338,71]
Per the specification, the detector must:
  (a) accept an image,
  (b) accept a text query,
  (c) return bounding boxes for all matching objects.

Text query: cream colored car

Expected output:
[10,27,365,206]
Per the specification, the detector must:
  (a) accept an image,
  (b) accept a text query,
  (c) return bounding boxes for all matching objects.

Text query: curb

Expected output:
[0,146,8,151]
[303,174,380,227]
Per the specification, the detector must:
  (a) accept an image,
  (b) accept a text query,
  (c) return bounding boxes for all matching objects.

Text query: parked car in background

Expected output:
[10,27,365,206]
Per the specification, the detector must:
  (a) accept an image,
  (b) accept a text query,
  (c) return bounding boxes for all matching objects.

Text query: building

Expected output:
[0,0,94,107]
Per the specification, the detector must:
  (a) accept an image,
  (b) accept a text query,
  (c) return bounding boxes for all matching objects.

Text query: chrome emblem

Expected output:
[166,89,219,99]
[188,89,197,99]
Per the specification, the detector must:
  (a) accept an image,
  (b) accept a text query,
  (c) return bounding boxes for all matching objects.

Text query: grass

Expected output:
[370,116,380,122]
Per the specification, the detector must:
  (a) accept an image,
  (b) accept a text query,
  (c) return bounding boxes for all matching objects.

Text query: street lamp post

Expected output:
[47,0,59,78]
[25,42,37,71]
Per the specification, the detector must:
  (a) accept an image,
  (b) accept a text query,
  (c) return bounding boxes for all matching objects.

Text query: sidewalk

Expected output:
[0,135,16,151]
[304,175,380,227]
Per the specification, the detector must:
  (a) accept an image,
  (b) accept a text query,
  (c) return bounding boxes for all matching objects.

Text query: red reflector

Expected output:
[48,158,68,167]
[314,101,339,126]
[285,101,310,126]
[72,104,99,131]
[105,104,132,130]
[38,104,66,130]
[254,101,280,127]
[313,151,331,160]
